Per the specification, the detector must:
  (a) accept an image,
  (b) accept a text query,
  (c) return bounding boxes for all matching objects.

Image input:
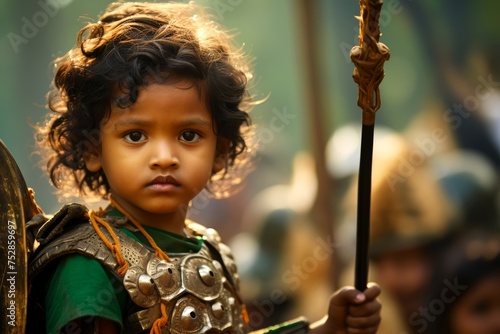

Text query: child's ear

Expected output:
[213,138,229,173]
[84,151,102,172]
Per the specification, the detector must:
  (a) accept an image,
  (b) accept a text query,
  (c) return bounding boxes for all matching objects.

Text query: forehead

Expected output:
[105,81,212,127]
[113,73,206,101]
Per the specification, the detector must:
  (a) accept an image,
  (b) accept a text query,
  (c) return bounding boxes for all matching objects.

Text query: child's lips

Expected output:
[148,175,180,189]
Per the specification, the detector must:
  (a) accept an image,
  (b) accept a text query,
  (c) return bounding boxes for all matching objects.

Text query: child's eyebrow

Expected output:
[112,117,212,129]
[113,118,152,130]
[177,118,212,128]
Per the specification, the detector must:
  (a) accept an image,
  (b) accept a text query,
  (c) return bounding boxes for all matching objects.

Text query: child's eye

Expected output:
[470,299,491,315]
[180,131,200,143]
[124,131,147,143]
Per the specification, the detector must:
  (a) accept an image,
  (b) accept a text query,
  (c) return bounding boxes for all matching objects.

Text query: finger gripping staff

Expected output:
[350,0,390,291]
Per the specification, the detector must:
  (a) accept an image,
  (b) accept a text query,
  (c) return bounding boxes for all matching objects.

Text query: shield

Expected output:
[0,140,38,333]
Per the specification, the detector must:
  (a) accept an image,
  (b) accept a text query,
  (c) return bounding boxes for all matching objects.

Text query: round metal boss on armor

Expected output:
[198,264,216,286]
[123,267,160,308]
[181,306,198,331]
[137,274,155,295]
[211,302,225,319]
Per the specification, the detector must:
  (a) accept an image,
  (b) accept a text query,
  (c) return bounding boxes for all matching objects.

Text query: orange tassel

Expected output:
[88,210,129,276]
[150,303,168,334]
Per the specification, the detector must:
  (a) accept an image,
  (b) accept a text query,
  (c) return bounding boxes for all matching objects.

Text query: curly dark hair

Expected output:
[37,2,256,200]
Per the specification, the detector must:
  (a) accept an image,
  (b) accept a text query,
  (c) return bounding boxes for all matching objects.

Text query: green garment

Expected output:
[43,220,203,334]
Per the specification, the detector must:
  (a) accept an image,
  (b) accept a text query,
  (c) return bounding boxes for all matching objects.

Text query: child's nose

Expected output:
[149,141,179,168]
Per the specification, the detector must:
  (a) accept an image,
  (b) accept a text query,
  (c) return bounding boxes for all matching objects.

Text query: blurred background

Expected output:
[0,0,450,214]
[1,1,500,333]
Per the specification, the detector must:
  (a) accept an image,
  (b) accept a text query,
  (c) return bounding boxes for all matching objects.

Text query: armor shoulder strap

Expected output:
[185,221,241,293]
[26,211,155,334]
[29,221,154,283]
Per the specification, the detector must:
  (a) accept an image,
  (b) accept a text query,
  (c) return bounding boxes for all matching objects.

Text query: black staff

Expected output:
[350,0,390,291]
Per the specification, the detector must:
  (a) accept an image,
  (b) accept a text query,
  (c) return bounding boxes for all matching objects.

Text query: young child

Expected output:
[423,231,500,334]
[28,2,381,333]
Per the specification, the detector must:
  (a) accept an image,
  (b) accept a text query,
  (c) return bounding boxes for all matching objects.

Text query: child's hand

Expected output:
[310,282,381,334]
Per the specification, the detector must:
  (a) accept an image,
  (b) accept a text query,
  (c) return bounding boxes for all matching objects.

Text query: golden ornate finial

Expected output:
[350,0,390,125]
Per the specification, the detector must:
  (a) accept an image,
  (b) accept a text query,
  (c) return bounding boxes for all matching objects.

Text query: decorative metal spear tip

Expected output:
[350,0,390,125]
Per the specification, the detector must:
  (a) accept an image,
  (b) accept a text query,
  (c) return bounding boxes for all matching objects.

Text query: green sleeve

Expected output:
[44,254,124,334]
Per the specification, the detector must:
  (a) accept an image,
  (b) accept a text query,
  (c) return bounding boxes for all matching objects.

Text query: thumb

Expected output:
[327,287,365,331]
[331,286,365,308]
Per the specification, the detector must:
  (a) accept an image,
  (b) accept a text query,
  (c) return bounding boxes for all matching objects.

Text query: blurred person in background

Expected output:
[332,131,457,334]
[422,231,500,334]
[233,152,335,330]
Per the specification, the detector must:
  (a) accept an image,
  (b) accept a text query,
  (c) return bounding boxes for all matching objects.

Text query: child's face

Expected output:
[376,247,432,318]
[85,81,224,230]
[449,273,500,334]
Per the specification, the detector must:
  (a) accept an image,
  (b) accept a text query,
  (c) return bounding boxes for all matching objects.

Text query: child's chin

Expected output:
[147,204,186,214]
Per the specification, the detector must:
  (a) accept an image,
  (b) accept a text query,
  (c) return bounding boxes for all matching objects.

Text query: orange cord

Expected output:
[150,303,168,334]
[108,195,171,262]
[88,210,129,276]
[87,196,175,332]
[241,305,249,325]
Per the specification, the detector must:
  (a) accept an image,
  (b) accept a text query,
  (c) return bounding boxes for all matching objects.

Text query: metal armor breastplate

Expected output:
[29,217,248,334]
[123,222,248,334]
